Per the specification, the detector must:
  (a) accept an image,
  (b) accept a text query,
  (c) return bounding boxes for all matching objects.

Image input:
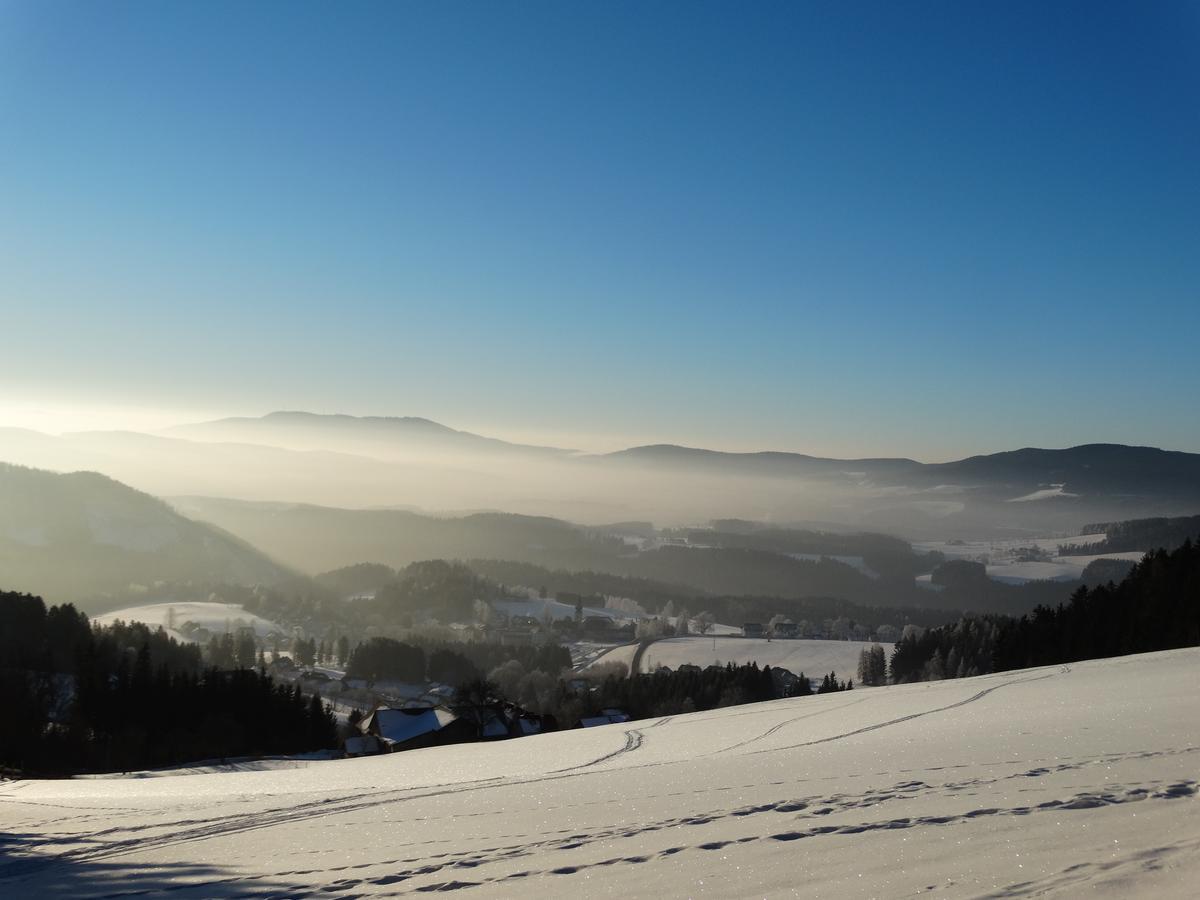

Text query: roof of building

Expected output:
[578,708,630,727]
[362,706,458,746]
[513,716,543,736]
[579,716,619,727]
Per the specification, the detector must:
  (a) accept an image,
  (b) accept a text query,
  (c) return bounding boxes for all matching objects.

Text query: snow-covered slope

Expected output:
[981,552,1146,585]
[599,636,875,677]
[2,649,1198,898]
[91,601,286,643]
[915,535,1146,585]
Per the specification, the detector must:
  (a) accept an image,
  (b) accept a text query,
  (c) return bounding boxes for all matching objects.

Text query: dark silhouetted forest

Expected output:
[890,539,1200,682]
[0,591,336,776]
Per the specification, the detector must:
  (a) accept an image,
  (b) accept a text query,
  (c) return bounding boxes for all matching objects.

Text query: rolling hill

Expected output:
[4,413,1199,535]
[169,497,1095,617]
[90,600,286,644]
[164,410,574,459]
[0,463,295,607]
[171,496,624,575]
[167,415,1200,533]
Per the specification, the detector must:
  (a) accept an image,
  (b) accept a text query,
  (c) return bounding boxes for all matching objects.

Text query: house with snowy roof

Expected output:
[575,708,630,728]
[356,705,475,754]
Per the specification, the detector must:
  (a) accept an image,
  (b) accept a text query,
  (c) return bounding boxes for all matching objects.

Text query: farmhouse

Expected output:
[576,708,630,727]
[355,706,475,754]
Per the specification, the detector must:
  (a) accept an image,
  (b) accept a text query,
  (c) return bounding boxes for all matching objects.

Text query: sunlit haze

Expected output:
[3,3,1199,460]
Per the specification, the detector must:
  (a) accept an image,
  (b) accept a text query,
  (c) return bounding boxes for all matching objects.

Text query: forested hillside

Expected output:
[890,538,1200,682]
[0,590,335,775]
[0,464,293,607]
[1063,514,1200,555]
[178,498,1083,616]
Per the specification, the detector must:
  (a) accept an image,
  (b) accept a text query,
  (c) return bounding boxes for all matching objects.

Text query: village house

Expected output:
[575,707,631,728]
[352,706,475,755]
[347,701,553,756]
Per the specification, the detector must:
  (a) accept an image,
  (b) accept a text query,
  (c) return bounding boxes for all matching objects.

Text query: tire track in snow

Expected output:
[0,668,1073,876]
[747,667,1069,757]
[548,727,644,774]
[547,711,672,774]
[705,695,873,756]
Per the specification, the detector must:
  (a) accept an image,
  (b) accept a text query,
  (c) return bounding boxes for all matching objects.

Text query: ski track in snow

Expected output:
[2,651,1198,898]
[746,667,1069,756]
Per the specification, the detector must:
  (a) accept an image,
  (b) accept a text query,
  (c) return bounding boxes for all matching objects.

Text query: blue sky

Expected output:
[1,1,1197,458]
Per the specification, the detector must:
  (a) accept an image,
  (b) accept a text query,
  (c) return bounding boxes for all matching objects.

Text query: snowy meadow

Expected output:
[2,648,1197,898]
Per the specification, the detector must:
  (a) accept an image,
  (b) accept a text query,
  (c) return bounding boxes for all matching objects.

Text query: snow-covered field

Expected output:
[704,621,742,635]
[915,535,1143,585]
[983,552,1145,585]
[598,636,874,677]
[91,601,285,643]
[916,533,1109,560]
[1007,484,1078,502]
[8,648,1194,897]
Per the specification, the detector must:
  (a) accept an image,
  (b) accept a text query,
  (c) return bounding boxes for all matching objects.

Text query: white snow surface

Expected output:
[915,535,1142,585]
[1007,484,1079,503]
[915,534,1109,560]
[91,601,285,643]
[984,552,1146,585]
[598,636,875,677]
[704,621,742,635]
[2,648,1198,898]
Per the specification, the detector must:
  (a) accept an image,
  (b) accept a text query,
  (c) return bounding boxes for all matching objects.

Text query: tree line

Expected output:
[1064,515,1200,556]
[551,661,851,726]
[344,636,571,685]
[0,591,337,776]
[889,538,1200,682]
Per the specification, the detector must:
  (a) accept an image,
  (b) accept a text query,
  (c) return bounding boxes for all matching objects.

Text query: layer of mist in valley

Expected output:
[4,411,1198,545]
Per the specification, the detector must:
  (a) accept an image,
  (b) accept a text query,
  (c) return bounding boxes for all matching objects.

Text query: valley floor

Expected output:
[2,649,1198,898]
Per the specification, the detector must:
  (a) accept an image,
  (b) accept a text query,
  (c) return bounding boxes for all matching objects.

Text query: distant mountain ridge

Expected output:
[164,410,575,457]
[170,411,1200,500]
[608,441,1200,500]
[3,412,1198,535]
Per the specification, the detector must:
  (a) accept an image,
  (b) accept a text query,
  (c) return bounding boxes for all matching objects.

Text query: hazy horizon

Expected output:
[4,400,1200,463]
